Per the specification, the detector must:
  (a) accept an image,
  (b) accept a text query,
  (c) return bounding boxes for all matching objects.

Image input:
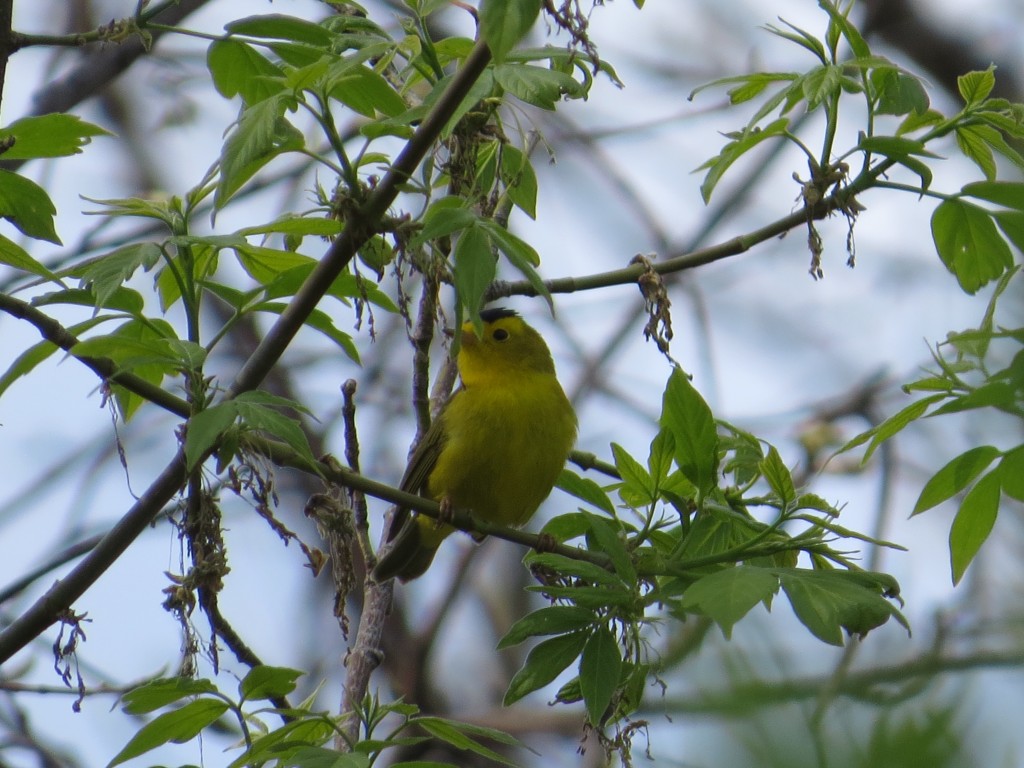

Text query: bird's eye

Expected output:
[492,328,510,342]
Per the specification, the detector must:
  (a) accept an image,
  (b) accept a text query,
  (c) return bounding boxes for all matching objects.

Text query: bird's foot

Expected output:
[434,496,455,528]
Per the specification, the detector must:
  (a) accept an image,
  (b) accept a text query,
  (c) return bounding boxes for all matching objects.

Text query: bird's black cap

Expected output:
[479,307,519,323]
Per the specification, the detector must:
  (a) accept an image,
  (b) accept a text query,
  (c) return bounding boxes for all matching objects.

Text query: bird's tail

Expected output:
[372,516,453,582]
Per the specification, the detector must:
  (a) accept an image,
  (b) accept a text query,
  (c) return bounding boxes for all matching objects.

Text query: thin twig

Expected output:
[336,382,389,749]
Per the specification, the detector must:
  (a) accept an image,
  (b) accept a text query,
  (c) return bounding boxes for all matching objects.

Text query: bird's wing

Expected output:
[382,393,454,542]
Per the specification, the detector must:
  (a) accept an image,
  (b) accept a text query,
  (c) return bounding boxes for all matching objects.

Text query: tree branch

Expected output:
[488,192,848,302]
[0,0,13,117]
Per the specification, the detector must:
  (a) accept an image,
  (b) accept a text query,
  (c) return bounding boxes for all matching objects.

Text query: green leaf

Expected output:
[648,427,675,484]
[998,446,1024,502]
[933,382,1019,417]
[676,507,764,562]
[229,718,338,768]
[835,394,944,462]
[993,210,1024,253]
[801,64,844,110]
[912,446,1001,515]
[659,368,719,498]
[158,245,218,311]
[503,631,588,705]
[499,144,538,219]
[237,389,314,416]
[528,584,636,610]
[696,118,789,203]
[961,181,1024,210]
[585,513,636,583]
[233,242,312,284]
[216,93,303,209]
[854,133,935,191]
[479,0,541,62]
[555,469,616,516]
[73,319,178,420]
[764,19,826,62]
[874,69,929,116]
[239,666,303,702]
[185,403,238,470]
[0,233,60,282]
[795,493,841,517]
[680,565,779,638]
[407,68,496,140]
[929,381,1017,416]
[931,198,1013,294]
[759,445,796,508]
[73,242,162,310]
[688,72,798,104]
[579,627,621,726]
[414,197,478,244]
[817,0,871,58]
[974,121,1024,172]
[120,677,219,715]
[0,114,111,159]
[415,717,520,767]
[494,63,580,110]
[33,287,144,315]
[237,215,344,238]
[207,39,285,104]
[235,391,319,467]
[896,108,945,137]
[949,470,1001,585]
[453,225,495,320]
[481,222,550,307]
[225,14,332,45]
[957,66,996,105]
[107,699,230,767]
[857,134,940,159]
[330,65,408,118]
[524,552,624,588]
[612,442,654,506]
[498,606,596,649]
[81,194,179,225]
[778,569,906,646]
[0,169,60,244]
[956,125,997,181]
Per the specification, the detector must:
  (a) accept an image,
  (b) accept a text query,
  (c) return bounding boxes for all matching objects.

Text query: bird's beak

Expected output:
[460,321,481,345]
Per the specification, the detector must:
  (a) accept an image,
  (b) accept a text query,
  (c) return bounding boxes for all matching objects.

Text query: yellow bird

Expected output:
[372,308,578,582]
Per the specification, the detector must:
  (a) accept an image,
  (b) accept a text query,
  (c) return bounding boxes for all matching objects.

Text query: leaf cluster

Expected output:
[837,267,1024,584]
[499,368,907,731]
[691,2,1023,293]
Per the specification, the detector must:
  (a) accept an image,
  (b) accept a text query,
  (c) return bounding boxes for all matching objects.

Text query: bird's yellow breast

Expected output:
[427,373,577,527]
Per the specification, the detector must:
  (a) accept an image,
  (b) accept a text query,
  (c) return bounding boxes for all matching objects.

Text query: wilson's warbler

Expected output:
[372,308,577,582]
